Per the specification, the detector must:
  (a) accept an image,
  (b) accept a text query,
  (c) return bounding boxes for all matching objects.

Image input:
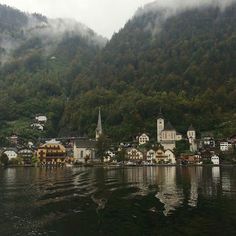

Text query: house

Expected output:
[37,139,66,165]
[165,149,176,164]
[155,149,176,164]
[18,148,33,164]
[73,139,96,163]
[220,141,232,152]
[127,148,144,162]
[200,134,216,148]
[31,123,44,131]
[106,150,116,159]
[147,149,156,162]
[35,115,47,123]
[138,133,150,145]
[9,135,18,145]
[3,148,18,160]
[211,155,220,165]
[180,154,202,165]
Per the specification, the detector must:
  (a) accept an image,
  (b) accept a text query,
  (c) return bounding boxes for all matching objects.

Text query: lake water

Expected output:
[0,166,236,236]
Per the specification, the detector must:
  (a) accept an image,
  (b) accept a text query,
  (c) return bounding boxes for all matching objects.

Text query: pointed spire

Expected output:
[96,107,103,140]
[157,107,164,119]
[188,124,195,131]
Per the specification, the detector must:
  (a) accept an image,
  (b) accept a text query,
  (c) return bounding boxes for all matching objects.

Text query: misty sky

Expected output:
[1,0,235,38]
[0,0,154,38]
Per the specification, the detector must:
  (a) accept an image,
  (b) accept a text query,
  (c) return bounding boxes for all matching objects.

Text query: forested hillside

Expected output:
[61,1,236,141]
[0,4,106,144]
[0,2,236,144]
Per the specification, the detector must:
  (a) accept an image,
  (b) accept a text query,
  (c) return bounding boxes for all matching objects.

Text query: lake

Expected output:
[0,166,236,236]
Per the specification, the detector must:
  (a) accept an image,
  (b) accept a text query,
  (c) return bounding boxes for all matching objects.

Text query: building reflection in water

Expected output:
[117,166,236,216]
[155,167,184,216]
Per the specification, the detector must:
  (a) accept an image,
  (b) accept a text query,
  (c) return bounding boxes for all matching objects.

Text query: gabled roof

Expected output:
[188,124,195,131]
[75,139,96,149]
[163,121,175,131]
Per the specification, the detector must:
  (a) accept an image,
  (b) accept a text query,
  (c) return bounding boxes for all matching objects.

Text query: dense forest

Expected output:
[0,2,236,145]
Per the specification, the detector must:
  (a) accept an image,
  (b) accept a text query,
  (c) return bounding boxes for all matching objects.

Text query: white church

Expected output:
[157,112,196,151]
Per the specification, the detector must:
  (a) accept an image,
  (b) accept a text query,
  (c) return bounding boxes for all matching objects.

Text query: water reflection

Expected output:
[1,166,236,236]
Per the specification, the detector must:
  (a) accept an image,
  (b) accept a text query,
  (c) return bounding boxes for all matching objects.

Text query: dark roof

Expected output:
[188,124,195,131]
[75,139,96,148]
[157,111,164,119]
[163,121,175,131]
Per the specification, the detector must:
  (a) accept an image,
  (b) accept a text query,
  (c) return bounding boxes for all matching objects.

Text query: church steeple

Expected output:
[95,107,103,140]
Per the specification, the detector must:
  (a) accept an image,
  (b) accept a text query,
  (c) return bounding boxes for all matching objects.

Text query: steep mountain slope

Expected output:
[0,4,106,142]
[61,1,236,141]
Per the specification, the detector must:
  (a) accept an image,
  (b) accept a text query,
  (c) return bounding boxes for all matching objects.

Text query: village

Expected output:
[0,109,236,167]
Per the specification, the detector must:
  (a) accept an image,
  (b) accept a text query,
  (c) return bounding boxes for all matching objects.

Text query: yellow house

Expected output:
[37,139,66,165]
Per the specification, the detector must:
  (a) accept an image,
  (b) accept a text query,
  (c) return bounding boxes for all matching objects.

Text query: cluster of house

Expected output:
[30,115,47,131]
[1,110,236,166]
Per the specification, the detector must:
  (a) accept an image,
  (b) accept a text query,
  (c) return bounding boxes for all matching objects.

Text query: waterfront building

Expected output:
[211,155,220,165]
[155,149,176,164]
[127,148,144,162]
[37,139,66,165]
[180,154,202,165]
[3,148,18,160]
[18,148,33,164]
[147,149,156,162]
[73,138,96,163]
[165,149,176,164]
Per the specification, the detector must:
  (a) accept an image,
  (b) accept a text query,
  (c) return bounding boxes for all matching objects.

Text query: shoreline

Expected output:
[1,164,236,168]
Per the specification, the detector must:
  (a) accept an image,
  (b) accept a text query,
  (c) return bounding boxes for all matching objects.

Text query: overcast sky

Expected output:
[0,0,154,38]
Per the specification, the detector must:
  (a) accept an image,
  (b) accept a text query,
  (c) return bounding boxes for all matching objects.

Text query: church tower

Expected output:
[157,110,165,143]
[187,124,196,144]
[187,125,197,152]
[95,107,103,140]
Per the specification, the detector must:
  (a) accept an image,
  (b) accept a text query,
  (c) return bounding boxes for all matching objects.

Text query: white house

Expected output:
[31,123,44,131]
[3,149,18,160]
[220,141,232,152]
[147,149,156,162]
[138,133,150,145]
[127,148,144,162]
[211,155,220,165]
[73,139,96,163]
[106,150,116,159]
[164,150,176,164]
[35,115,47,123]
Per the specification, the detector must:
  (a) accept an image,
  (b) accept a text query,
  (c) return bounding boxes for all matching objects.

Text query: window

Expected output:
[81,151,84,158]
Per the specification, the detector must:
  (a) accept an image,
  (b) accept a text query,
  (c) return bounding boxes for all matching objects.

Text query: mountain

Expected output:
[0,4,106,143]
[0,2,236,145]
[60,1,236,141]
